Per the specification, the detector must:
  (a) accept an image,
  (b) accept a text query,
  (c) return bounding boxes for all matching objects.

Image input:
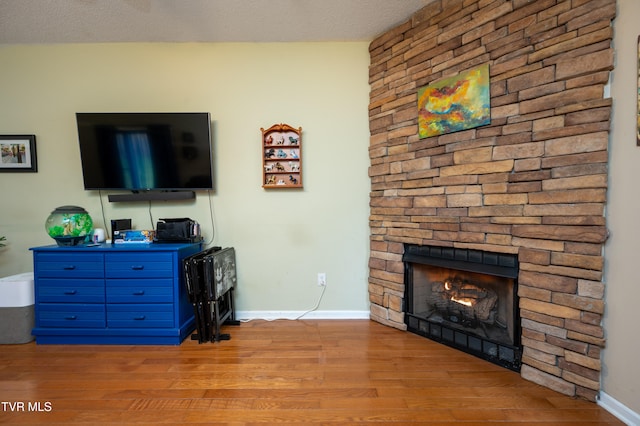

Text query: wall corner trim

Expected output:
[597,391,640,426]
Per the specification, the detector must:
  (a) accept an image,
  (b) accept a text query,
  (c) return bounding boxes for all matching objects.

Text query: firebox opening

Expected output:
[410,265,516,346]
[403,244,521,371]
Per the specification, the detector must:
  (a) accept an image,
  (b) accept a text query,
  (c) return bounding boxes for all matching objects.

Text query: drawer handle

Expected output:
[134,316,146,321]
[64,290,78,295]
[63,265,77,270]
[131,265,145,271]
[64,315,77,320]
[133,290,145,296]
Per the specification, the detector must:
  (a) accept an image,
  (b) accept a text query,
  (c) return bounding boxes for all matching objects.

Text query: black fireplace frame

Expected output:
[403,244,522,371]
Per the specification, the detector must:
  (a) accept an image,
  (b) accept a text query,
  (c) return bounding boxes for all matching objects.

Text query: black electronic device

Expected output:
[76,112,214,196]
[110,218,132,238]
[155,218,202,243]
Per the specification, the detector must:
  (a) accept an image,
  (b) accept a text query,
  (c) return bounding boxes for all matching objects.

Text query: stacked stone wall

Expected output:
[368,0,615,401]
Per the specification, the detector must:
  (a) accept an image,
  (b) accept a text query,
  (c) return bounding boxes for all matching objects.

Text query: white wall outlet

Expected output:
[317,272,327,286]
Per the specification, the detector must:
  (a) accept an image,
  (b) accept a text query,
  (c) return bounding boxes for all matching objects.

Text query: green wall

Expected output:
[0,42,371,317]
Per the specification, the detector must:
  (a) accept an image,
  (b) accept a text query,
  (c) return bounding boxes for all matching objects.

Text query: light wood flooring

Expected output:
[0,319,624,425]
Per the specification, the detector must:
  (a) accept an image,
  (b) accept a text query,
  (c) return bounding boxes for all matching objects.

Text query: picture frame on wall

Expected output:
[0,135,37,172]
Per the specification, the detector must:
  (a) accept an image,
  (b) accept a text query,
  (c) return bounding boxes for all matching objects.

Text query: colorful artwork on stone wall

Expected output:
[418,63,490,139]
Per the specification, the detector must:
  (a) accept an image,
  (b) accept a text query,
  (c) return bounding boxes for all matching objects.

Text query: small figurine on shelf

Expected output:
[289,161,299,172]
[276,136,285,145]
[277,179,286,185]
[274,162,285,171]
[289,175,298,184]
[266,175,276,185]
[289,136,299,145]
[276,149,287,158]
[290,150,299,159]
[264,164,274,171]
[265,135,273,145]
[265,148,275,158]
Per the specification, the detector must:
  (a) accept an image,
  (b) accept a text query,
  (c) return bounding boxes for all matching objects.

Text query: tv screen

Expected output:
[76,112,213,191]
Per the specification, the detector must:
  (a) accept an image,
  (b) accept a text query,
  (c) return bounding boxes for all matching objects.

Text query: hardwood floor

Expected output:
[0,320,623,425]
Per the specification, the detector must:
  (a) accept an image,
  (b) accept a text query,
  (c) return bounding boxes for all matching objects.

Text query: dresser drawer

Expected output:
[106,279,173,303]
[37,303,106,328]
[107,304,174,328]
[105,253,174,279]
[36,253,104,279]
[37,278,105,303]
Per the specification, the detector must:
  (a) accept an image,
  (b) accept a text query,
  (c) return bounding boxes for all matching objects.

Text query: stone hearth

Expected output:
[367,0,613,401]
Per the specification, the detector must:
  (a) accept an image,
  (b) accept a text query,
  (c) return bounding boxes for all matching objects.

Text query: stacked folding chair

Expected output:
[183,246,239,343]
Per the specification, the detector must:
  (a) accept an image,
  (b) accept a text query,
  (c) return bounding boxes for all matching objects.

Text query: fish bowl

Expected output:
[45,205,93,246]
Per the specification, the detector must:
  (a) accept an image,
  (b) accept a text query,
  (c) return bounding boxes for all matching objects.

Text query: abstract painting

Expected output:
[418,64,490,139]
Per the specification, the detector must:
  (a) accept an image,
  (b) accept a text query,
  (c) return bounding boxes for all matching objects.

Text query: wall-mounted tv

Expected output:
[76,112,213,195]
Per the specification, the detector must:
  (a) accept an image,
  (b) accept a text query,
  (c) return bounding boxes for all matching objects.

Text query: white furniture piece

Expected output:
[0,272,35,344]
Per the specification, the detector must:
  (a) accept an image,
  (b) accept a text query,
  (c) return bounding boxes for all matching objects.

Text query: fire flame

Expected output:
[451,296,474,307]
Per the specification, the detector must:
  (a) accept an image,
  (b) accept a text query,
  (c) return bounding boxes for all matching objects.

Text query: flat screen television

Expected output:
[76,112,213,193]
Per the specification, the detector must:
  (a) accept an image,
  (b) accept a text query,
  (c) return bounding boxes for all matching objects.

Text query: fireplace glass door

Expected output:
[410,264,515,346]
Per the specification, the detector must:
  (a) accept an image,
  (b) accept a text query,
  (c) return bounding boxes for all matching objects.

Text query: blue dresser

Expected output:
[30,242,201,344]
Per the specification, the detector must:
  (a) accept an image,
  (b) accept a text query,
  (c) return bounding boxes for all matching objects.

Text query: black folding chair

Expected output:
[202,247,239,341]
[182,246,239,343]
[183,246,220,343]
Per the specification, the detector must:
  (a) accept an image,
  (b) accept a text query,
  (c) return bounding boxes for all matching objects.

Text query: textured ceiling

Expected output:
[0,0,430,44]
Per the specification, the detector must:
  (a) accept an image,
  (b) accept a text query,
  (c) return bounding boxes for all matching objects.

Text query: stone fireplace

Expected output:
[368,0,613,402]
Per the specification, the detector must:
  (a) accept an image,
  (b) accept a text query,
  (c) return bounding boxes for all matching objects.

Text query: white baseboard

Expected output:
[235,310,370,321]
[598,391,640,426]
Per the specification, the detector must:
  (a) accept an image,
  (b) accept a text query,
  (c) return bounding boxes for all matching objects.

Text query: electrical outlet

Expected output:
[317,272,327,286]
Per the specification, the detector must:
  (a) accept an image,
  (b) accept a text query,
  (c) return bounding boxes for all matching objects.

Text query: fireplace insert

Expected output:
[403,244,521,371]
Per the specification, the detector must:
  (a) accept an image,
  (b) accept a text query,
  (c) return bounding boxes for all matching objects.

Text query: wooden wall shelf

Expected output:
[261,123,302,189]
